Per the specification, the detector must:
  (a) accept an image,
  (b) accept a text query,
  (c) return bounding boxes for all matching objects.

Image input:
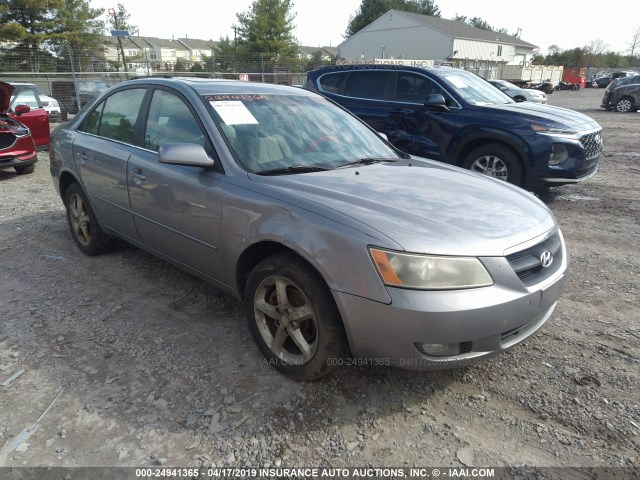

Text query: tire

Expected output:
[244,253,349,381]
[462,144,524,186]
[14,164,35,175]
[615,97,635,113]
[64,183,113,255]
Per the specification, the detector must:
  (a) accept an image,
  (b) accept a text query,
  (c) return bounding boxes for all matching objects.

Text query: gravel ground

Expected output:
[0,87,638,477]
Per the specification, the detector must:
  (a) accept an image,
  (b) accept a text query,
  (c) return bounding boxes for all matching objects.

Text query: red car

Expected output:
[0,81,50,175]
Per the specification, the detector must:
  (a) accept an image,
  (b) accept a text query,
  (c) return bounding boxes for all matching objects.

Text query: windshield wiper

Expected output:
[257,165,331,175]
[337,157,400,169]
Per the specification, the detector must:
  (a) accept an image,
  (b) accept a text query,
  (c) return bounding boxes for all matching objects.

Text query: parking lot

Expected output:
[0,87,638,473]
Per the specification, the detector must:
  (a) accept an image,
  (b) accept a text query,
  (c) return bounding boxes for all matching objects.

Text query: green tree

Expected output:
[346,0,441,38]
[235,0,298,57]
[453,14,508,34]
[0,0,63,70]
[50,0,105,72]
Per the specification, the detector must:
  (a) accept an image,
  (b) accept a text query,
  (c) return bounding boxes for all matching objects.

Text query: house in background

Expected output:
[298,46,339,61]
[338,10,539,78]
[177,37,218,65]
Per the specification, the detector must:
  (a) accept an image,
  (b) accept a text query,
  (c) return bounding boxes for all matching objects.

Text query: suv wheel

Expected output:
[615,97,635,113]
[244,253,349,380]
[462,144,524,186]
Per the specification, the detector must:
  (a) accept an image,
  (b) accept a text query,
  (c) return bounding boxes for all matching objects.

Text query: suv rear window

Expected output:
[319,72,347,93]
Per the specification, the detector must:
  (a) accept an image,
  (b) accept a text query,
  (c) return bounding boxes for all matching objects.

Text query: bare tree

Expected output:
[629,27,640,56]
[582,39,610,69]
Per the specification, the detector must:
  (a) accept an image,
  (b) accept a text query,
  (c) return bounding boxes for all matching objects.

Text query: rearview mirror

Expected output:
[158,143,215,168]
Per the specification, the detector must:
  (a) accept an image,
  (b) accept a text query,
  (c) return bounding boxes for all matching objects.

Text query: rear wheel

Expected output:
[14,164,35,175]
[244,253,349,380]
[462,144,524,187]
[64,183,113,255]
[615,97,635,113]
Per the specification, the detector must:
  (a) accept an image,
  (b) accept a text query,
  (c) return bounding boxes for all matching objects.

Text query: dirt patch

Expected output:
[0,88,638,473]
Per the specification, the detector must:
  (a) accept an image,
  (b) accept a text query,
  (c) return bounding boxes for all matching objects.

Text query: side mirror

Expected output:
[424,94,450,112]
[158,143,215,168]
[14,104,31,115]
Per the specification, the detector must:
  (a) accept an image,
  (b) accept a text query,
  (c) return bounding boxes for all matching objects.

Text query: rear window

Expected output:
[343,71,390,100]
[319,72,347,93]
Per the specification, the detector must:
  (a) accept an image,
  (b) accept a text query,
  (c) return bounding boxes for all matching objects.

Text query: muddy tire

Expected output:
[244,253,349,380]
[64,183,113,255]
[14,164,35,175]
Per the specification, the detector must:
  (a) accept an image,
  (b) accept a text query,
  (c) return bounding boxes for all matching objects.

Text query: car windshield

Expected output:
[204,93,401,174]
[441,71,514,105]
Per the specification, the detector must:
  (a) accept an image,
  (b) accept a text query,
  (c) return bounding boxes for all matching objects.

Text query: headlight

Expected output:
[549,144,569,165]
[531,124,576,136]
[369,248,493,290]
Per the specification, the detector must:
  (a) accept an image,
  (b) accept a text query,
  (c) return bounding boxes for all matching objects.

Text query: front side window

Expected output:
[394,72,444,103]
[11,89,41,110]
[144,89,205,151]
[81,88,145,143]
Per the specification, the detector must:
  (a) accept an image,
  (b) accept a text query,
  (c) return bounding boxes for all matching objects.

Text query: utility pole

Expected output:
[109,8,129,76]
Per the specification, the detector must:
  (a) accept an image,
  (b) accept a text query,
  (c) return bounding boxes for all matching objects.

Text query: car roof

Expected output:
[308,64,458,78]
[120,77,318,97]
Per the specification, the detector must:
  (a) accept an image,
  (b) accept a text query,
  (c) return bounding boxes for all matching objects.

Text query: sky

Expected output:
[91,0,638,55]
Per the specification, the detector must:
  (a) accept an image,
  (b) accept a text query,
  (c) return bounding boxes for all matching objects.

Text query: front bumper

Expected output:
[333,232,567,370]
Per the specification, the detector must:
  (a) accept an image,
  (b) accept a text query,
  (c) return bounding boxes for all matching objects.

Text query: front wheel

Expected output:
[64,183,113,255]
[462,144,524,186]
[615,97,635,113]
[244,253,349,380]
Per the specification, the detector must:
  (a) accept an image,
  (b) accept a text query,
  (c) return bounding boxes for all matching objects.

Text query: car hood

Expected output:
[483,102,600,131]
[252,160,555,256]
[0,81,12,114]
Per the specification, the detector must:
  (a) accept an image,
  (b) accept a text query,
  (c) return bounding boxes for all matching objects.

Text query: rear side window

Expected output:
[319,72,347,93]
[343,71,390,100]
[80,88,145,144]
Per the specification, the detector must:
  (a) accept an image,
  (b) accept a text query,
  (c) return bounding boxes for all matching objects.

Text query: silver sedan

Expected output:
[488,79,548,104]
[50,78,566,380]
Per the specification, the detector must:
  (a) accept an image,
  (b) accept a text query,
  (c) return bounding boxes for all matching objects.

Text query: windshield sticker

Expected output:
[445,75,468,89]
[205,94,267,102]
[210,100,258,125]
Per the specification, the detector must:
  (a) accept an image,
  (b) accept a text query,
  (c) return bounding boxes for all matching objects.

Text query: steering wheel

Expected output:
[305,135,339,152]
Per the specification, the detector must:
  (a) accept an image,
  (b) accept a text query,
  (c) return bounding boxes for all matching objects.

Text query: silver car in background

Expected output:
[488,79,548,104]
[50,78,567,380]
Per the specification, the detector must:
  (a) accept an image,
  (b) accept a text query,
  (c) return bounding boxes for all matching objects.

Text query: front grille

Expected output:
[506,231,563,286]
[0,133,17,151]
[579,130,603,160]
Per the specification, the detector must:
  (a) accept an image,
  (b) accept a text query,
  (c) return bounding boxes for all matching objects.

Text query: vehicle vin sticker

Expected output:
[209,100,258,125]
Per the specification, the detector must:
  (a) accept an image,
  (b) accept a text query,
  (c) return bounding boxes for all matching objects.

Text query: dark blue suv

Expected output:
[304,65,602,187]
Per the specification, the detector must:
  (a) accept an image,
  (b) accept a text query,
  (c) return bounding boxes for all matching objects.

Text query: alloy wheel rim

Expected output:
[470,155,509,181]
[69,193,91,246]
[617,100,631,112]
[254,275,318,365]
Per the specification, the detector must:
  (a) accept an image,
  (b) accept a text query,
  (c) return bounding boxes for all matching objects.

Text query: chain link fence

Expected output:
[0,46,340,110]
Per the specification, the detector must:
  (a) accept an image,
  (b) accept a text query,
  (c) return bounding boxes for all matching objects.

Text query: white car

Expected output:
[10,82,63,122]
[488,79,548,104]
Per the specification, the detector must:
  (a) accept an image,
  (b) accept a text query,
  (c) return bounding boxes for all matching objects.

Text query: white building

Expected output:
[338,10,539,77]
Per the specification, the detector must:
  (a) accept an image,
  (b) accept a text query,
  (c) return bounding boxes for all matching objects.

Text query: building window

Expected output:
[171,50,176,56]
[497,45,503,57]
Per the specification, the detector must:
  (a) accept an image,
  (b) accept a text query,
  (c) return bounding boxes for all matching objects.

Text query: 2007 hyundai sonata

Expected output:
[50,78,567,380]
